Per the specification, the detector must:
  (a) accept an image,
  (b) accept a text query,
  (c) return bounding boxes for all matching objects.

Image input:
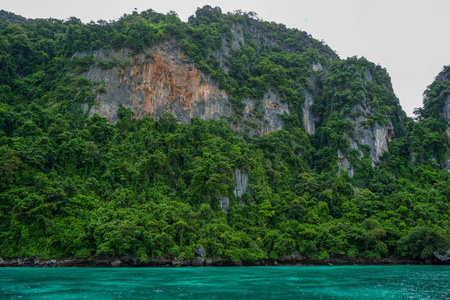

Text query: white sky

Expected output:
[3,0,450,116]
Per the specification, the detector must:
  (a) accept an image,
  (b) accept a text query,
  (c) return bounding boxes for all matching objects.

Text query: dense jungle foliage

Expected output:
[0,6,448,262]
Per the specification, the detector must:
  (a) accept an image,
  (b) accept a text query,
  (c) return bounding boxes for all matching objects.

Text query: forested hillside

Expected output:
[0,6,448,264]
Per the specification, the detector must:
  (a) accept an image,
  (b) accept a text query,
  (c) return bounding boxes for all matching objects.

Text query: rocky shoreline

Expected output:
[0,255,447,267]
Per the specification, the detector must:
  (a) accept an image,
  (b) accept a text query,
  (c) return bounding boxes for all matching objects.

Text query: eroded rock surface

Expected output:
[234,168,248,198]
[78,42,291,138]
[337,149,354,178]
[349,103,393,167]
[337,101,395,176]
[445,95,450,171]
[218,196,230,211]
[80,41,231,124]
[303,91,316,135]
[242,91,289,135]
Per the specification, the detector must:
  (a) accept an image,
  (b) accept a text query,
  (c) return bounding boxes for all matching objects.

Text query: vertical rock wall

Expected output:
[444,94,450,140]
[444,94,450,171]
[242,91,289,136]
[81,42,232,124]
[348,101,394,167]
[303,91,316,135]
[336,149,353,177]
[234,168,248,198]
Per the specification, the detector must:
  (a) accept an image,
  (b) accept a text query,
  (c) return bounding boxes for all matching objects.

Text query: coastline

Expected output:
[0,255,447,267]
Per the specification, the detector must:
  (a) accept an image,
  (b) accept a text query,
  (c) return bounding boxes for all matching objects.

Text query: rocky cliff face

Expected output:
[78,41,288,136]
[337,112,394,177]
[350,105,394,167]
[303,91,317,135]
[80,41,231,125]
[444,94,450,139]
[335,69,396,176]
[444,94,450,171]
[234,168,248,198]
[77,41,398,177]
[337,149,353,178]
[217,168,249,211]
[242,91,289,135]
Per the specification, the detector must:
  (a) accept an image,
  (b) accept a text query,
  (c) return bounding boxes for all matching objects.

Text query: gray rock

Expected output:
[349,103,391,167]
[191,257,205,267]
[444,95,450,171]
[111,260,122,267]
[242,91,289,136]
[312,62,323,72]
[337,149,354,178]
[172,259,190,267]
[234,168,248,198]
[434,249,450,261]
[195,246,206,258]
[364,68,373,82]
[443,94,450,133]
[45,259,57,267]
[303,91,317,135]
[230,24,245,50]
[204,258,214,266]
[217,196,229,211]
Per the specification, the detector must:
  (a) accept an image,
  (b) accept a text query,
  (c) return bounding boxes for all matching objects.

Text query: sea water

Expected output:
[0,265,448,299]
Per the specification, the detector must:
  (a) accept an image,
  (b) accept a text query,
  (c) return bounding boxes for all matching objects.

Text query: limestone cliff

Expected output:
[76,40,399,178]
[234,168,248,198]
[444,94,450,171]
[80,41,231,125]
[78,41,288,136]
[445,94,450,139]
[337,113,394,177]
[333,68,397,176]
[425,66,450,171]
[349,104,394,167]
[303,91,317,135]
[241,91,289,136]
[216,168,248,212]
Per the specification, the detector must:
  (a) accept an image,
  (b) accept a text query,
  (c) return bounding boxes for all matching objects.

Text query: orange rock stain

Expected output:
[123,46,226,118]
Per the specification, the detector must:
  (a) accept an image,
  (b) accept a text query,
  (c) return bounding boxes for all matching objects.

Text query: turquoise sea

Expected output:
[0,265,448,299]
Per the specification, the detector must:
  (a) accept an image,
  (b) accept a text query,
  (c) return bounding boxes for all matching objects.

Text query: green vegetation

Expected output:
[0,7,448,262]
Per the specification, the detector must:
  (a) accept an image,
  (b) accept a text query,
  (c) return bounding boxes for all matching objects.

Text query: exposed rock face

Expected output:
[111,260,122,267]
[434,249,450,262]
[195,247,206,258]
[312,62,323,72]
[444,94,450,139]
[364,68,373,82]
[445,95,450,171]
[303,91,316,135]
[234,168,248,197]
[230,24,245,50]
[242,91,289,135]
[77,41,397,176]
[80,41,231,125]
[349,103,393,167]
[78,42,290,137]
[211,24,243,73]
[336,101,395,176]
[217,196,229,211]
[336,149,353,177]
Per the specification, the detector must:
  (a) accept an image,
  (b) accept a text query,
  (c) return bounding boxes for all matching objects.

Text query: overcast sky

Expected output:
[3,0,450,116]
